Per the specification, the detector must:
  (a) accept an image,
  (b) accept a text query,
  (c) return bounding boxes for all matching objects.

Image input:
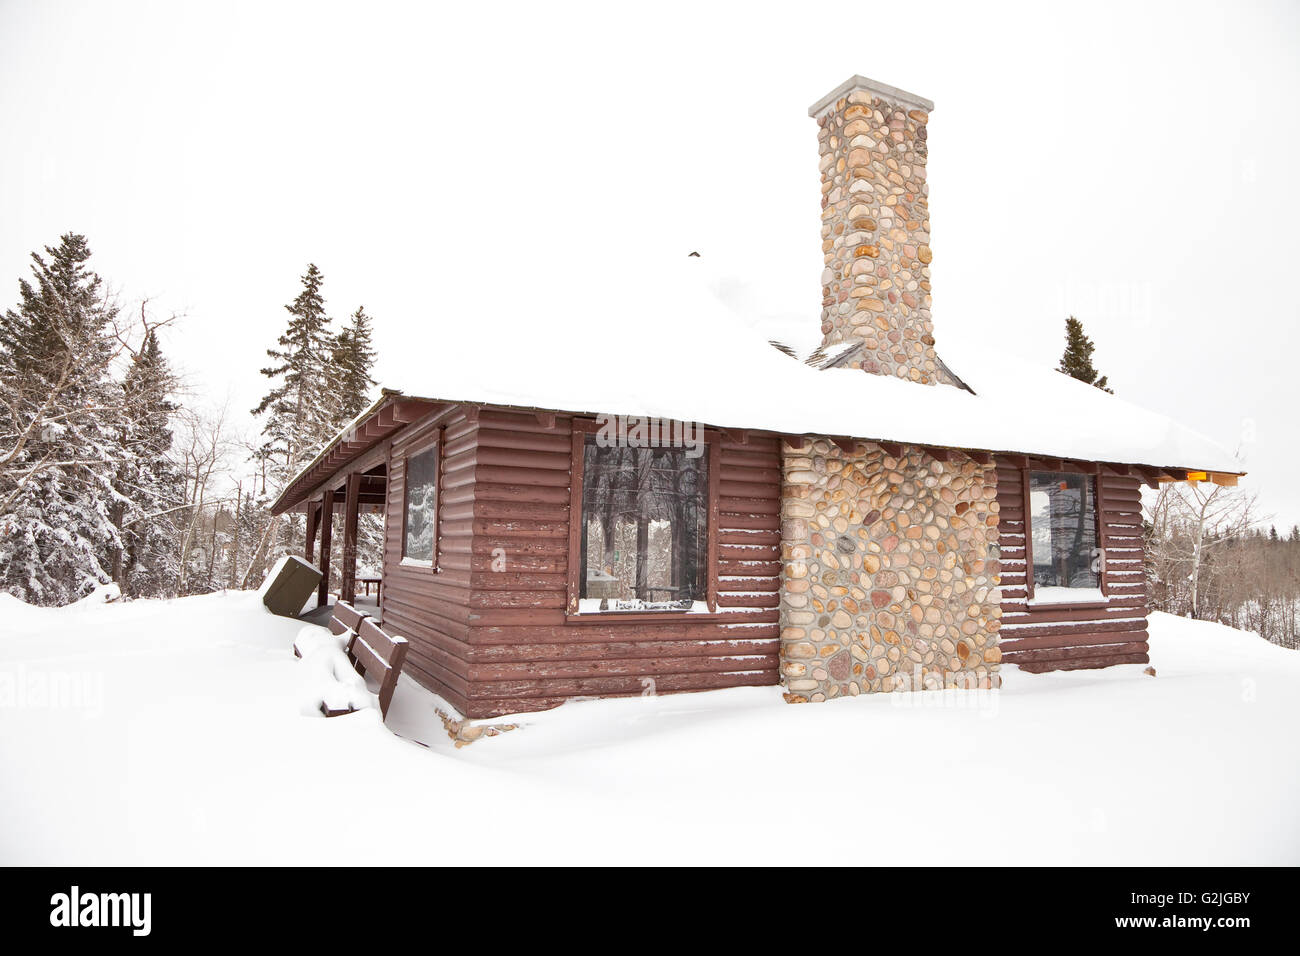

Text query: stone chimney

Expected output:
[812,75,946,386]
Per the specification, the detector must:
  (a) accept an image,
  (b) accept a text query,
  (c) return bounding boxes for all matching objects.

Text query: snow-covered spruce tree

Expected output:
[329,305,383,580]
[248,264,338,572]
[112,330,183,598]
[1056,315,1113,393]
[0,234,123,604]
[330,305,377,430]
[252,264,337,481]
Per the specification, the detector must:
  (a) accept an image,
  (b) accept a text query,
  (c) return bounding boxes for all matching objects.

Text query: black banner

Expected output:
[1,866,1293,944]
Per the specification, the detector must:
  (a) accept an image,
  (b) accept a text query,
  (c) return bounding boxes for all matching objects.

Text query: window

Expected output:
[1028,471,1100,594]
[402,443,438,564]
[576,435,710,613]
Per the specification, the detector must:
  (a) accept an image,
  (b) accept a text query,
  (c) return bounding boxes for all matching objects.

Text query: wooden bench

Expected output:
[328,601,368,641]
[348,618,409,719]
[320,602,409,721]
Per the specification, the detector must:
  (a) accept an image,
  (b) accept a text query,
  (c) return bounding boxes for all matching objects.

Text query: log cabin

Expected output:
[271,75,1242,718]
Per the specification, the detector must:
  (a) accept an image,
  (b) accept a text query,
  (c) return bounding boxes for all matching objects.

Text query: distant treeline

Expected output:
[1146,482,1299,649]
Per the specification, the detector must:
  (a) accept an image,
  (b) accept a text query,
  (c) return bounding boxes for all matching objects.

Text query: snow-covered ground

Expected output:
[1,590,1296,865]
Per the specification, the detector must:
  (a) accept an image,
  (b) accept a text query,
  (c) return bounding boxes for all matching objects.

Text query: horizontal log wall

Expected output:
[380,406,477,714]
[431,409,782,718]
[994,455,1149,672]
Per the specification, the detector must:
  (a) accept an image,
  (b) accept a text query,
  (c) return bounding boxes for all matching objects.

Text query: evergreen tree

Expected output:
[1057,315,1113,393]
[330,305,377,429]
[247,264,341,569]
[113,330,183,597]
[251,264,336,486]
[0,234,122,604]
[326,305,384,581]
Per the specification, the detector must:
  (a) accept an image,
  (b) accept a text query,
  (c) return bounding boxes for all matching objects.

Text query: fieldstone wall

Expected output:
[780,439,1001,701]
[814,83,945,385]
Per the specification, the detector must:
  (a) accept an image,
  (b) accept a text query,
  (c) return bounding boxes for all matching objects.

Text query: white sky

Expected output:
[2,0,1297,528]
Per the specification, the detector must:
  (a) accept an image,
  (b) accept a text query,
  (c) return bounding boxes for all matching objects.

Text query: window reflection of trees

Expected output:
[1030,472,1098,589]
[404,448,438,562]
[580,439,708,609]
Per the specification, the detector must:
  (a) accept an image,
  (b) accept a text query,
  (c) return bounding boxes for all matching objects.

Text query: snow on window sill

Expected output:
[574,598,711,615]
[568,598,718,622]
[400,557,434,569]
[1027,586,1107,607]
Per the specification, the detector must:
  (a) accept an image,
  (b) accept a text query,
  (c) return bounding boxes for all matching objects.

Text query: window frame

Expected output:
[1022,463,1108,606]
[399,433,442,570]
[565,418,720,621]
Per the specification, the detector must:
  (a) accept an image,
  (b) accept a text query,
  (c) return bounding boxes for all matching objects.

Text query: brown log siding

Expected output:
[994,454,1149,672]
[380,406,476,713]
[382,406,781,718]
[380,406,1150,711]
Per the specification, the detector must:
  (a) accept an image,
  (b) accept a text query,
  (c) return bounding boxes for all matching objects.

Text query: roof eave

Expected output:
[269,391,438,515]
[268,388,1245,516]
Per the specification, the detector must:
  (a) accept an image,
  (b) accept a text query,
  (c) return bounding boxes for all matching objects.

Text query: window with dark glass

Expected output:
[579,437,708,611]
[403,445,438,563]
[1028,471,1099,590]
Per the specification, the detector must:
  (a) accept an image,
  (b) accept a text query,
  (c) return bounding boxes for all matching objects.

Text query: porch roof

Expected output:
[271,392,437,513]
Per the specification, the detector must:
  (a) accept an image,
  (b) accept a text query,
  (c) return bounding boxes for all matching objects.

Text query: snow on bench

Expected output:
[301,601,409,721]
[348,619,409,720]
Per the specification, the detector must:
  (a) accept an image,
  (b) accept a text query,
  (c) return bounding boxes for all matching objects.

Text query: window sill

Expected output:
[399,557,434,569]
[565,610,723,625]
[1026,586,1108,608]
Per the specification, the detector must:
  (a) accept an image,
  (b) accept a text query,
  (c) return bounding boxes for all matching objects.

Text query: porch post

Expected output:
[304,499,319,564]
[316,492,334,608]
[341,472,362,606]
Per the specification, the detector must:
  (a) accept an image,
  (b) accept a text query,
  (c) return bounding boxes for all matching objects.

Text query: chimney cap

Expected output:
[808,75,934,118]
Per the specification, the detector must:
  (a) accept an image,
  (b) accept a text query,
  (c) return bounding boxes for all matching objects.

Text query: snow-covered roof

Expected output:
[371,250,1240,476]
[277,245,1240,513]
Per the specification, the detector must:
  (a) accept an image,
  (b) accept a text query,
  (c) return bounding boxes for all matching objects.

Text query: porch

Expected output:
[280,395,441,620]
[300,465,387,615]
